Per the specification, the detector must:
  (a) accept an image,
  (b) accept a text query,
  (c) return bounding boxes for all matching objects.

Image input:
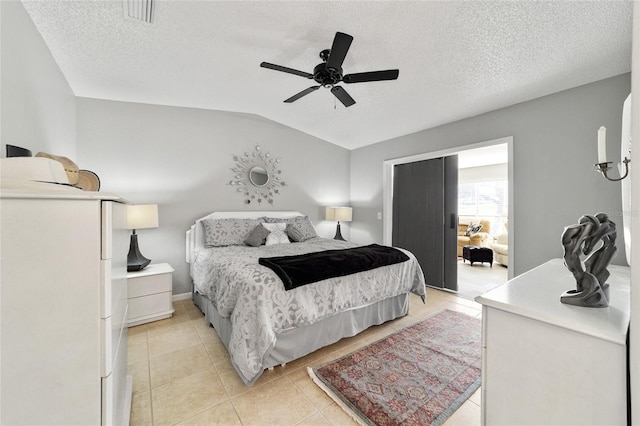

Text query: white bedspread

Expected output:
[190,237,426,385]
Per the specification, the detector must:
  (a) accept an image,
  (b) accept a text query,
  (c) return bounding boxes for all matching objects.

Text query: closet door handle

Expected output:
[450,214,456,229]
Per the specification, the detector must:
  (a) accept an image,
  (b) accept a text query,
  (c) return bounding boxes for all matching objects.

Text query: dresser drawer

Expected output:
[101,316,113,377]
[101,201,128,261]
[102,329,129,426]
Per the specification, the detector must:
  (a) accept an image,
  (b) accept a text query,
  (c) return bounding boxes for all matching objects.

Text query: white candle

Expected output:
[597,126,607,164]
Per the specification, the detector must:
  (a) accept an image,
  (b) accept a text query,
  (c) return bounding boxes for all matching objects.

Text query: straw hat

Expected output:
[75,170,101,191]
[35,152,101,191]
[35,152,79,185]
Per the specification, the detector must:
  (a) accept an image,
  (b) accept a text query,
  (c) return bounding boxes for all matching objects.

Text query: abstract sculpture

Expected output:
[561,213,617,308]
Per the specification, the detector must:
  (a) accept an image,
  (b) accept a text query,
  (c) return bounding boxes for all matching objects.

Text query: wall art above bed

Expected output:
[229,145,286,204]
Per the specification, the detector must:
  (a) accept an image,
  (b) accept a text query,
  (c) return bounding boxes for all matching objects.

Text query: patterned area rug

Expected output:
[308,310,481,426]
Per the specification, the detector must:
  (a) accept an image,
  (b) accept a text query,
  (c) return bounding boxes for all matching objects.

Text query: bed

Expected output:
[186,211,426,385]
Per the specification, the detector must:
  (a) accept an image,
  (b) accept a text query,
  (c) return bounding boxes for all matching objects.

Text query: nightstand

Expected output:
[127,263,175,327]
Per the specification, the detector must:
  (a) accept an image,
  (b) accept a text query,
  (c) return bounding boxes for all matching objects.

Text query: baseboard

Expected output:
[172,292,192,301]
[128,309,175,327]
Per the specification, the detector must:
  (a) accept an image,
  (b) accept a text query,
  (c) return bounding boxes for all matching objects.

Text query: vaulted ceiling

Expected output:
[22,0,633,150]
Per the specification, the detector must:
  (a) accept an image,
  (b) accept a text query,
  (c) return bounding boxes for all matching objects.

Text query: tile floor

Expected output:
[456,259,508,301]
[128,288,483,425]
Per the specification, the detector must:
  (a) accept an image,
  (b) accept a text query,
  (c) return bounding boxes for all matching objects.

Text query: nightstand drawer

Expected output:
[129,292,172,320]
[129,272,172,298]
[127,263,175,327]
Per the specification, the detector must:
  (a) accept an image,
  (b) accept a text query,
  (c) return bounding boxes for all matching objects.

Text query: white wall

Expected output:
[351,74,631,277]
[76,98,351,294]
[0,0,76,158]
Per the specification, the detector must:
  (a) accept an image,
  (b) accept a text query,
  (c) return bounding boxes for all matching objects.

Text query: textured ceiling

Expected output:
[22,1,633,150]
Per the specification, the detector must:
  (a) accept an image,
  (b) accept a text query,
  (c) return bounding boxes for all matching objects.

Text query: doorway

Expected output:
[383,137,515,293]
[456,144,509,299]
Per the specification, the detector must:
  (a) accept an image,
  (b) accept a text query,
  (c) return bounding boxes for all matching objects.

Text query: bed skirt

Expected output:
[192,290,410,373]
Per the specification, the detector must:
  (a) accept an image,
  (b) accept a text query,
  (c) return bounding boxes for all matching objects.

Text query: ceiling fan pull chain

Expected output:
[334,96,336,110]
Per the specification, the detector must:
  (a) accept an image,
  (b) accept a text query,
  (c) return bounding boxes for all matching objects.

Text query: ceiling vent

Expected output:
[124,0,154,24]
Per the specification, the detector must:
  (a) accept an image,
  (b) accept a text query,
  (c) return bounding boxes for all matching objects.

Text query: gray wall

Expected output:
[76,98,351,295]
[350,73,631,276]
[1,1,76,158]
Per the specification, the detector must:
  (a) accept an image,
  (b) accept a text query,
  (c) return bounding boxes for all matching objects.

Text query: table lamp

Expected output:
[325,206,352,241]
[127,204,159,272]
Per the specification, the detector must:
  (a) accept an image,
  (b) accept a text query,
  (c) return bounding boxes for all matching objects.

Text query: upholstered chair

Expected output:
[457,218,491,256]
[492,222,508,266]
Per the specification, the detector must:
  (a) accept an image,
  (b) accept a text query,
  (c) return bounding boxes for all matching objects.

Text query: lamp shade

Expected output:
[326,206,352,222]
[325,207,336,221]
[127,204,159,230]
[335,207,352,222]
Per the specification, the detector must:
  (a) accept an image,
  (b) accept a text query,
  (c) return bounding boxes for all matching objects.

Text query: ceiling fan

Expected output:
[260,32,399,107]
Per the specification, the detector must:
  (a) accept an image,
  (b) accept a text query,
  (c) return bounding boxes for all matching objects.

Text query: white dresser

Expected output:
[0,186,132,425]
[476,258,630,425]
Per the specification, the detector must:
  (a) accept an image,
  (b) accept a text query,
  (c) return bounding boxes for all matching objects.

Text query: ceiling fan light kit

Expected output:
[260,32,399,107]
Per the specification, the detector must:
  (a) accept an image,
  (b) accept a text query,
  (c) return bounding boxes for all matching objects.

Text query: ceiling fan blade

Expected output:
[326,32,353,71]
[260,62,313,79]
[343,69,399,84]
[284,86,321,103]
[330,86,355,107]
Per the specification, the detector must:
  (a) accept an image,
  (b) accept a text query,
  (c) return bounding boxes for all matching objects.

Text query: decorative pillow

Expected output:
[201,218,264,247]
[465,222,483,237]
[262,222,290,246]
[244,224,270,247]
[264,216,317,241]
[286,223,305,242]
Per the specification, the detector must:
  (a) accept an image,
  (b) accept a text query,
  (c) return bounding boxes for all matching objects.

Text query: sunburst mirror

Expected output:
[229,145,286,204]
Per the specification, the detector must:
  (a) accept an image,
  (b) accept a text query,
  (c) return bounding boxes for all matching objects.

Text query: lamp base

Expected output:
[127,233,151,272]
[333,222,346,241]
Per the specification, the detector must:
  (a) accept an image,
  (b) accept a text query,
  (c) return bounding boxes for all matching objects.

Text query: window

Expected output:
[458,180,508,236]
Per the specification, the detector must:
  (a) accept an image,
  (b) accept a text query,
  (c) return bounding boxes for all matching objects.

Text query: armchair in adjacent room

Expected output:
[457,218,491,256]
[491,225,509,266]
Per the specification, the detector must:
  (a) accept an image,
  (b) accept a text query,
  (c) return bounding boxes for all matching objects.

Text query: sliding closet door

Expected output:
[393,159,444,287]
[392,156,457,291]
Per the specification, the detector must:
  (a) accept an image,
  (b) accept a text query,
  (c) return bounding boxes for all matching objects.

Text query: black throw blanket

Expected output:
[259,244,410,291]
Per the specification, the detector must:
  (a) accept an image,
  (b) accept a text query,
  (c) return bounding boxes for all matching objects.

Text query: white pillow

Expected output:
[264,216,317,241]
[262,223,290,246]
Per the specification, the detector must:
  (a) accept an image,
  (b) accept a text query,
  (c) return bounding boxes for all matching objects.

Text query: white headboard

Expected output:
[185,211,304,263]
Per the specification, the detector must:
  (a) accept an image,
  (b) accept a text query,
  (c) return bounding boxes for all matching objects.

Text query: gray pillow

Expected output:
[265,216,317,241]
[286,223,304,242]
[244,224,270,247]
[201,218,264,247]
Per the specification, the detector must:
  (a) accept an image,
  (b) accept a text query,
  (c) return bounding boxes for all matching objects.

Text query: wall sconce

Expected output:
[595,126,631,182]
[326,206,352,241]
[127,204,159,272]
